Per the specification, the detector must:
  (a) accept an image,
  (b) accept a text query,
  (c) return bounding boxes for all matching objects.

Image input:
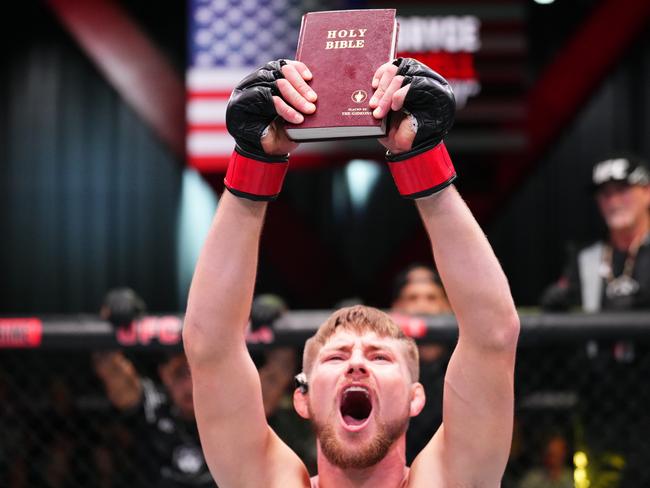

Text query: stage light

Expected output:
[573,451,588,468]
[534,0,556,4]
[345,159,381,212]
[177,168,218,305]
[573,451,590,488]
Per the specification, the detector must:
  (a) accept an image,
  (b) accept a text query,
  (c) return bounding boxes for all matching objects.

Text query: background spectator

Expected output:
[94,289,318,483]
[541,156,650,311]
[518,434,573,488]
[250,294,318,474]
[93,288,215,488]
[390,263,452,464]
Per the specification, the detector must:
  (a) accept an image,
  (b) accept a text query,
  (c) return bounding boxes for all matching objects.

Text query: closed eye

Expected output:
[371,354,391,361]
[325,355,345,362]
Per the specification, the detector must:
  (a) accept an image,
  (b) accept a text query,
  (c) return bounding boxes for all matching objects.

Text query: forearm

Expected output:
[416,186,519,348]
[92,351,142,410]
[184,191,267,362]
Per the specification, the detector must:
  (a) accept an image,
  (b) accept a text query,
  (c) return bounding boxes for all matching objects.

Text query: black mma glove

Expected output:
[101,288,146,329]
[386,58,457,199]
[224,60,289,201]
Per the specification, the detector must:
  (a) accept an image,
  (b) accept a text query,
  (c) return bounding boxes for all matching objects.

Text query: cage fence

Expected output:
[0,313,649,487]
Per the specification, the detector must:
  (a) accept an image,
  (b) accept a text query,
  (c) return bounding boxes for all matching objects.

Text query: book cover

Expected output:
[285,9,398,142]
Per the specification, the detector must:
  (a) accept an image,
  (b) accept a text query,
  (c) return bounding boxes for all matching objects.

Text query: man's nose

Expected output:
[346,351,369,377]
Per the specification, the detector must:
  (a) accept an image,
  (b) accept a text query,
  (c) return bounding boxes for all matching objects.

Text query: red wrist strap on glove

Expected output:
[224,150,288,201]
[387,143,456,199]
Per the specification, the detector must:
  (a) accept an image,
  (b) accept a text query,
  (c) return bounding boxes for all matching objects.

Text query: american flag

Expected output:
[187,0,330,171]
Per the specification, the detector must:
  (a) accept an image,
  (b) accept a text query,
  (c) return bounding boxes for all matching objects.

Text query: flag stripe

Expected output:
[187,68,252,91]
[188,131,234,155]
[187,99,229,124]
[187,91,232,100]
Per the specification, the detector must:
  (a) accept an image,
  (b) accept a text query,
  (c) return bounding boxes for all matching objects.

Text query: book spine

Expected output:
[295,13,309,61]
[392,19,399,58]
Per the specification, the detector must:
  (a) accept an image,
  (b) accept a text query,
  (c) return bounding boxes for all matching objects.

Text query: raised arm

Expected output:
[93,290,146,410]
[182,60,315,487]
[92,351,142,410]
[414,188,519,486]
[371,59,519,486]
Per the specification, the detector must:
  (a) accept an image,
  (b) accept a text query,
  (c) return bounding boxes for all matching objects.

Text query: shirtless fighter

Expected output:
[183,58,520,487]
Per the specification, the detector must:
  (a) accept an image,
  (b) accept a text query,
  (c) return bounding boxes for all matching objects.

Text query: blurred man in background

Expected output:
[541,156,650,311]
[94,289,313,485]
[540,156,650,484]
[390,263,451,463]
[391,263,451,317]
[249,294,318,473]
[93,288,214,488]
[517,434,573,488]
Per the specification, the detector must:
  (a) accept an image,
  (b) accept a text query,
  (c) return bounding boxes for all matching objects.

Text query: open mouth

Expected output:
[340,386,373,427]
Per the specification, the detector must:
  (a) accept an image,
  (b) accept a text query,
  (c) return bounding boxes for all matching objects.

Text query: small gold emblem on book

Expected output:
[351,90,368,103]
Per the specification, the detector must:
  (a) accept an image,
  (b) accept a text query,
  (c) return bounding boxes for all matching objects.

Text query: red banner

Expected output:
[397,51,478,81]
[0,318,43,348]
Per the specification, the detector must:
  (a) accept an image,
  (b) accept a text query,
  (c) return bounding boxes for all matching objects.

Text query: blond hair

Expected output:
[302,305,419,381]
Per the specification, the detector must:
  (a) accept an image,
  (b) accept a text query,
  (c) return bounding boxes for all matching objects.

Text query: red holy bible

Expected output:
[285,9,399,142]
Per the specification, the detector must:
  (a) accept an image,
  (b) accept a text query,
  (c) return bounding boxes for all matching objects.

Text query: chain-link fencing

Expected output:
[1,313,649,487]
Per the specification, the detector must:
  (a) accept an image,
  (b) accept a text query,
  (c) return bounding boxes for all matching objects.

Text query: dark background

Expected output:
[1,0,649,314]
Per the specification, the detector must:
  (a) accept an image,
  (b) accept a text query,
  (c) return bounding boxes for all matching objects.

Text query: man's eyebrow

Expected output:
[321,343,353,353]
[320,340,397,354]
[364,343,395,353]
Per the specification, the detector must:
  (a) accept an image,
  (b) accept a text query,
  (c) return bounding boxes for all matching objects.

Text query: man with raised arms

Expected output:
[182,57,520,487]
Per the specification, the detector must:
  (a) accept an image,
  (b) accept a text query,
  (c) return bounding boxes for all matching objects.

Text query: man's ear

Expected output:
[293,388,310,419]
[409,382,426,418]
